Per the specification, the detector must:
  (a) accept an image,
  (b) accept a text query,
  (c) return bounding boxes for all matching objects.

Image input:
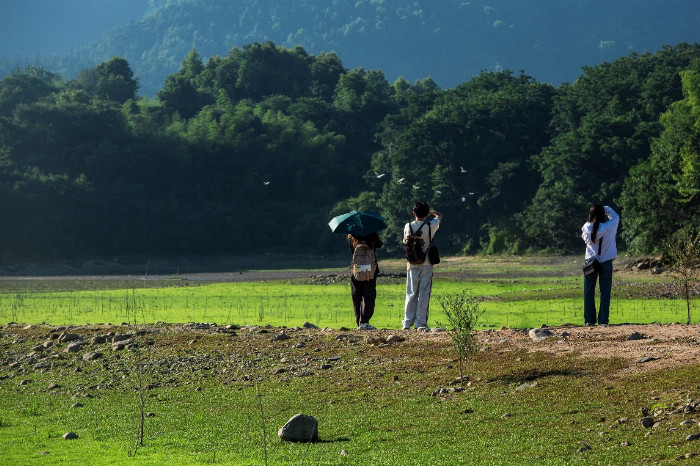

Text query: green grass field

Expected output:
[1,256,698,464]
[0,255,696,328]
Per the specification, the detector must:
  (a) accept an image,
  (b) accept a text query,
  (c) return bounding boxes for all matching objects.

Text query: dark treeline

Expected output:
[0,42,699,262]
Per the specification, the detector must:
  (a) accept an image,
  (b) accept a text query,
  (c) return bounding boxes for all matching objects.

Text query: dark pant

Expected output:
[351,277,376,326]
[584,259,613,325]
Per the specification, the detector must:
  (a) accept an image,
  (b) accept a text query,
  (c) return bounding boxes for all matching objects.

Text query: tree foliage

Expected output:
[0,43,699,261]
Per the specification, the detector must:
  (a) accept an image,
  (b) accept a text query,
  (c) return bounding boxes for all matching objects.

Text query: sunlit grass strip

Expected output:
[0,278,696,328]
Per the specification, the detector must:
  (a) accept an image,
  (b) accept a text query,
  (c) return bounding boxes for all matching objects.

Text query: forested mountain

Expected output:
[1,42,699,262]
[2,0,699,97]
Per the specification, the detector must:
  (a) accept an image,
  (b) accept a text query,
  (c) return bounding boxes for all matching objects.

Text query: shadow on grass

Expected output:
[489,368,586,384]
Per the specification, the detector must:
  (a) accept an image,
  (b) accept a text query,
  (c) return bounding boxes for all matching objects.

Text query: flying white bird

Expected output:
[412,184,420,190]
[460,166,467,173]
[397,178,405,184]
[263,181,270,185]
[435,190,441,194]
[461,196,466,202]
[376,173,386,178]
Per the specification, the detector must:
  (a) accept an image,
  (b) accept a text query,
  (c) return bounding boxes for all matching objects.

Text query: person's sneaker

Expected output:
[416,326,430,332]
[402,327,411,331]
[585,323,594,327]
[357,323,376,330]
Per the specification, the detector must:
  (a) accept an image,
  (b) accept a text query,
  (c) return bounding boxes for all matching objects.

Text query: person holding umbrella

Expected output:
[329,211,387,330]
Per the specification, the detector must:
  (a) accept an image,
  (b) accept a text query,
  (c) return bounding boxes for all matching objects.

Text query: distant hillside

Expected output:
[2,0,700,96]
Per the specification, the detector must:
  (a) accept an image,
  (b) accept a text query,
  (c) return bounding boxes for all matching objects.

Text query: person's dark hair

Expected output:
[588,204,606,242]
[413,202,430,219]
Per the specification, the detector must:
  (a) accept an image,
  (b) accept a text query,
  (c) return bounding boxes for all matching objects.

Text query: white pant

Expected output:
[403,264,433,328]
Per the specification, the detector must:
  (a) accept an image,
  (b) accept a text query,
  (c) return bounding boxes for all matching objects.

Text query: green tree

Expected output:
[620,70,700,252]
[92,57,139,103]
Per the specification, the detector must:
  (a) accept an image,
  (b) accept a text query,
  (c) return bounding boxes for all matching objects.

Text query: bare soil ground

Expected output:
[476,323,700,376]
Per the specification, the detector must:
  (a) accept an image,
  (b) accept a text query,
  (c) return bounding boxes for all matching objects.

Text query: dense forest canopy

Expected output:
[0,42,699,262]
[2,0,700,97]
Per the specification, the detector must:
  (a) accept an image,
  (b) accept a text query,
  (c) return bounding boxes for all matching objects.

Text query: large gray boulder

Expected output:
[278,414,318,442]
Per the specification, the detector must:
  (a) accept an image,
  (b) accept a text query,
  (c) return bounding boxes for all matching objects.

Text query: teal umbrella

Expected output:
[328,211,387,236]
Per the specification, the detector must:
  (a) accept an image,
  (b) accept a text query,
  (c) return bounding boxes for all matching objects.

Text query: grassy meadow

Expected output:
[1,255,699,465]
[0,255,695,328]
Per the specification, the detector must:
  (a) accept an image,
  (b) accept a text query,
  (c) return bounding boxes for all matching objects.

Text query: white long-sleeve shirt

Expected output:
[581,206,620,262]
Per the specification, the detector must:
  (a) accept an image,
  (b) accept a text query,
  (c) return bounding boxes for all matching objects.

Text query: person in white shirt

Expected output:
[402,202,443,331]
[581,204,620,326]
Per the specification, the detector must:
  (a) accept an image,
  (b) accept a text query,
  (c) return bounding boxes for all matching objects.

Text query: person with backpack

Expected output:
[402,202,443,331]
[348,232,383,330]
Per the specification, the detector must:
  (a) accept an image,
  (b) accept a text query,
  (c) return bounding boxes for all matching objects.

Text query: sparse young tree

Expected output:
[666,231,700,324]
[437,291,483,385]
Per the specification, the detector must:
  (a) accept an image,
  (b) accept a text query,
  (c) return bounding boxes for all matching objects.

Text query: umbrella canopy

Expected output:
[328,211,387,237]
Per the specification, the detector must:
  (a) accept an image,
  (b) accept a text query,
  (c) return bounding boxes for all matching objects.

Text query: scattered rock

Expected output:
[386,334,405,343]
[431,327,446,333]
[64,342,84,353]
[577,442,592,452]
[278,413,318,442]
[71,402,83,409]
[687,433,700,442]
[62,432,78,440]
[627,332,645,341]
[431,387,464,396]
[637,356,659,363]
[82,351,103,361]
[515,382,537,392]
[302,322,318,329]
[19,379,32,386]
[273,332,290,342]
[112,333,132,343]
[33,361,51,370]
[640,417,655,428]
[340,449,348,456]
[145,412,155,417]
[528,328,554,341]
[58,333,80,343]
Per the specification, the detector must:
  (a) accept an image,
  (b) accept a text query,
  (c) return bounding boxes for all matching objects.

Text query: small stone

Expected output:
[58,333,80,343]
[273,332,290,341]
[62,432,78,440]
[82,352,103,361]
[528,328,554,341]
[577,442,592,452]
[640,417,655,428]
[637,356,658,363]
[431,327,446,332]
[340,449,348,456]
[627,332,644,341]
[620,441,631,447]
[64,342,84,353]
[681,420,693,426]
[302,322,318,329]
[48,382,60,390]
[145,412,155,417]
[320,364,332,370]
[617,417,629,424]
[19,379,31,386]
[33,361,51,370]
[687,433,700,442]
[71,402,84,409]
[386,334,405,343]
[278,413,318,442]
